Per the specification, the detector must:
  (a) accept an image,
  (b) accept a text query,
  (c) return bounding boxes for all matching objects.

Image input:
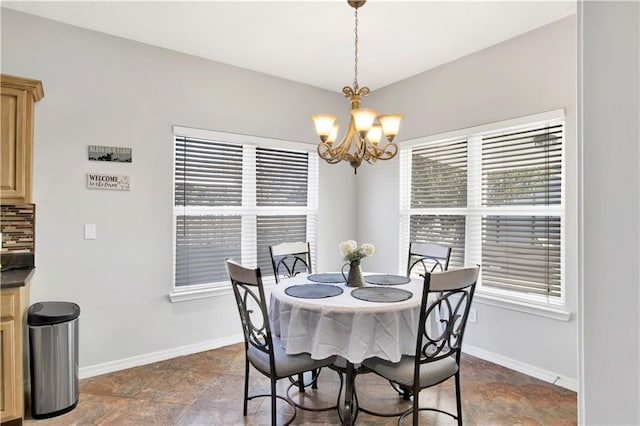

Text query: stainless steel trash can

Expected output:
[28,301,80,419]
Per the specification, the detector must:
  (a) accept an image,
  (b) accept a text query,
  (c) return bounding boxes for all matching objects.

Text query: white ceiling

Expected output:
[2,0,576,93]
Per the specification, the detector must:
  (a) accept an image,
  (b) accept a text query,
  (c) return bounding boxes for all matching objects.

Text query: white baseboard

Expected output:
[463,344,577,392]
[79,335,577,393]
[79,334,244,379]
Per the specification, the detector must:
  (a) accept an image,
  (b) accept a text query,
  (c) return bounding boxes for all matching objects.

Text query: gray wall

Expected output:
[1,9,356,370]
[358,15,579,385]
[580,1,640,424]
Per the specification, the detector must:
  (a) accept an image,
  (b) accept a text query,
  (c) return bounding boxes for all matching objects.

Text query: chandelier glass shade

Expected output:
[312,0,403,173]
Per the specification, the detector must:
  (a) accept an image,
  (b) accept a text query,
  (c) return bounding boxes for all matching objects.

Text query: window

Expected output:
[173,128,318,293]
[400,112,564,304]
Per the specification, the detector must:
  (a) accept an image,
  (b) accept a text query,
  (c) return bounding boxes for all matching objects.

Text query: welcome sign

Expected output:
[87,173,130,191]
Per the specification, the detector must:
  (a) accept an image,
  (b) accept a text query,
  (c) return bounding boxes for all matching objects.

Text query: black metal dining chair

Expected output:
[268,241,323,391]
[358,266,480,426]
[226,258,336,426]
[390,241,454,400]
[407,242,452,276]
[269,241,312,283]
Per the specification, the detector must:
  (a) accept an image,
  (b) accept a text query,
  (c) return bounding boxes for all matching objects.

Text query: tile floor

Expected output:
[25,343,576,425]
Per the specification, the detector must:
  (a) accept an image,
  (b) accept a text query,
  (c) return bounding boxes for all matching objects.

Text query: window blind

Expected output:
[482,124,562,206]
[409,215,466,267]
[479,122,563,296]
[174,133,317,290]
[257,147,309,206]
[401,114,565,301]
[482,215,561,296]
[175,215,242,286]
[411,139,468,208]
[256,215,307,275]
[175,137,243,206]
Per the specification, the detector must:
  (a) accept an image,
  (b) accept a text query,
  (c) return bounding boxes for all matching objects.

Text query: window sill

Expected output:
[473,292,572,321]
[168,280,277,303]
[169,286,233,303]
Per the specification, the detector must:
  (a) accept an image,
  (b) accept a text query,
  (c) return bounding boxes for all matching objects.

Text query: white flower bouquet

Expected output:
[340,240,375,263]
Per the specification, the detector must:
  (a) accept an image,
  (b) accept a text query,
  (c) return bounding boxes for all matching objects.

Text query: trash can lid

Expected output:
[28,302,80,326]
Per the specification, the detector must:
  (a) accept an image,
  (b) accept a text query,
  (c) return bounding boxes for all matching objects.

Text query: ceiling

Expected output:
[2,1,576,93]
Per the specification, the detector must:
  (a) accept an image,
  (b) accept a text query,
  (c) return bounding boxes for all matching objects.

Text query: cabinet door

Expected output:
[1,86,30,203]
[0,319,18,422]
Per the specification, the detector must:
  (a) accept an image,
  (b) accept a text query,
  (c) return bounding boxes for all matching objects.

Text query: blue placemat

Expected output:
[350,287,413,303]
[285,284,344,299]
[364,274,411,285]
[307,273,346,283]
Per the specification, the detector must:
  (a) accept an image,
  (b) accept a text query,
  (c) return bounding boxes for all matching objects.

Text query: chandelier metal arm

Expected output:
[364,140,397,162]
[317,114,360,161]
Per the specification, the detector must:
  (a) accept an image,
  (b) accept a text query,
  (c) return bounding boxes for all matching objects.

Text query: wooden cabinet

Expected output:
[1,75,44,204]
[0,285,29,424]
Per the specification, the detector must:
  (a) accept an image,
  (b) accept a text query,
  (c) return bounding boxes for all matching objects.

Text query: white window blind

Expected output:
[409,215,466,267]
[256,215,307,274]
[482,124,563,206]
[401,114,564,302]
[479,123,563,297]
[175,215,241,286]
[408,140,468,267]
[175,138,243,206]
[173,132,318,289]
[411,139,468,208]
[256,147,309,206]
[482,215,561,297]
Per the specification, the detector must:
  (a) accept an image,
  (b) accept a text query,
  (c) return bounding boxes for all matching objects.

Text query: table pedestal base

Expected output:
[332,360,372,426]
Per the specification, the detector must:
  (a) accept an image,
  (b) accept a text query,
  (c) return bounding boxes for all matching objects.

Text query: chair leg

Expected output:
[297,373,305,392]
[271,377,277,426]
[243,358,249,416]
[312,369,319,390]
[412,386,420,426]
[455,372,463,426]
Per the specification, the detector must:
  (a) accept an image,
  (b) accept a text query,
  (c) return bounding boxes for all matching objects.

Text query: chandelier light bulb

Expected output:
[352,108,377,137]
[311,114,338,142]
[366,124,382,146]
[327,124,340,144]
[378,114,403,141]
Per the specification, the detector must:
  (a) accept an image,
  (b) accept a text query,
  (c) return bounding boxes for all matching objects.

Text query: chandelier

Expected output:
[311,0,403,174]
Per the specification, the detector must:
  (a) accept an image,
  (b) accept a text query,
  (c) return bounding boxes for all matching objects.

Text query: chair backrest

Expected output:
[415,267,480,369]
[407,242,452,277]
[226,259,275,366]
[269,241,312,283]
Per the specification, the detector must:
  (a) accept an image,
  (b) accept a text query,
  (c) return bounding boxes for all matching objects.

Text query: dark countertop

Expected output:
[1,267,35,288]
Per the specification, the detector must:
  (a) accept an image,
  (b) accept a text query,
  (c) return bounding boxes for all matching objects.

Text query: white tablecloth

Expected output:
[269,273,424,364]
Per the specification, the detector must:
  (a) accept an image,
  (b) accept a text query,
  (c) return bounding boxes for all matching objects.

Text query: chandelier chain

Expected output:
[353,7,359,91]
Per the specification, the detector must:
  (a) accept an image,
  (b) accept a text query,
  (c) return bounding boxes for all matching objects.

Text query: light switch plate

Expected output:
[468,308,477,323]
[84,224,96,240]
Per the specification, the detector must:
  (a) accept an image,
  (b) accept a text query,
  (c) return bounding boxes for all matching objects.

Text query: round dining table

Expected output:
[269,272,425,425]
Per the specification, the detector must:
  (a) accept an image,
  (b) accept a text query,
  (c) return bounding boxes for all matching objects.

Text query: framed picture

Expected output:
[88,145,132,162]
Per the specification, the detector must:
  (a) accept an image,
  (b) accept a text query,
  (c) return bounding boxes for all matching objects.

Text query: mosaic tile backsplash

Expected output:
[1,204,35,253]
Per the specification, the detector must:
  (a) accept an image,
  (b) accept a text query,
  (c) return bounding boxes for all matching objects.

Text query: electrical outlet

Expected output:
[468,308,477,323]
[84,224,96,240]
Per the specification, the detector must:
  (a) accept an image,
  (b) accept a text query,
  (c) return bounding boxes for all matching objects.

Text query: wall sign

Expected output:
[88,145,132,162]
[87,173,130,191]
